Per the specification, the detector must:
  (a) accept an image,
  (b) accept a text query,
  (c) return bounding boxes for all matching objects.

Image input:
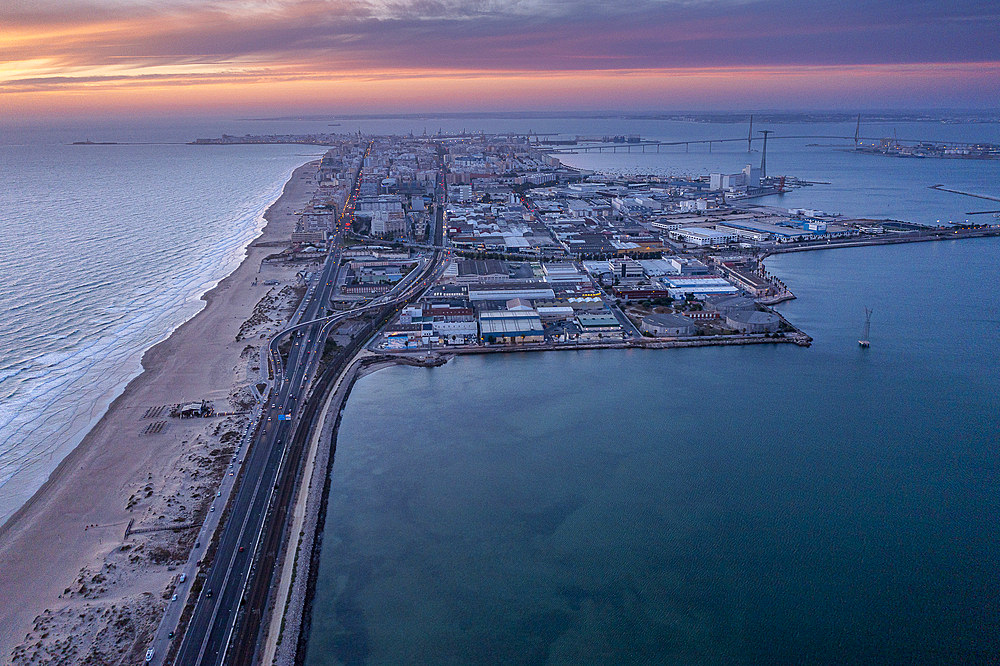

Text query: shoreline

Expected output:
[273,332,813,663]
[0,159,319,661]
[0,168,296,529]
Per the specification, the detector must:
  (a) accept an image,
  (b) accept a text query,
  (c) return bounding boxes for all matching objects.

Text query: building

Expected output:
[479,310,544,343]
[640,313,697,337]
[542,263,588,284]
[664,276,738,299]
[536,305,576,321]
[432,320,478,344]
[291,231,327,244]
[357,195,406,237]
[608,258,644,279]
[716,223,772,243]
[576,313,624,340]
[710,172,745,191]
[452,184,473,202]
[669,227,738,247]
[467,282,555,302]
[506,298,534,311]
[709,165,760,191]
[669,257,710,275]
[456,259,508,283]
[725,309,781,333]
[704,294,756,314]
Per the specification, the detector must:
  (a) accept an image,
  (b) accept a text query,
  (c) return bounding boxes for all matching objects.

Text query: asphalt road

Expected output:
[172,251,342,665]
[161,149,448,665]
[165,155,367,666]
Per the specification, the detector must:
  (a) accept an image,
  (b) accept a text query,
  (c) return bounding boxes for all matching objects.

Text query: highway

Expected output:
[160,145,448,665]
[172,250,343,665]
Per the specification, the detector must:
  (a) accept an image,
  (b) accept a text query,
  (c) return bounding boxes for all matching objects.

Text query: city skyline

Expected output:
[3,0,999,118]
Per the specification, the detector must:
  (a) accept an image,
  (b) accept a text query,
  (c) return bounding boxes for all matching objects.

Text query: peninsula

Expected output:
[2,131,998,665]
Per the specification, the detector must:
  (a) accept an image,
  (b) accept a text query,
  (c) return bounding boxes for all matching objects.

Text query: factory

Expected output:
[668,227,738,247]
[725,309,781,333]
[575,313,625,340]
[663,276,739,299]
[716,219,855,243]
[479,310,545,344]
[640,313,697,337]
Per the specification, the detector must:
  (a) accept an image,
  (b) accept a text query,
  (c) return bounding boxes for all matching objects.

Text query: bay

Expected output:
[306,237,1000,664]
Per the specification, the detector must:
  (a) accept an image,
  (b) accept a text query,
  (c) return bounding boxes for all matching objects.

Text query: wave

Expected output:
[0,149,308,524]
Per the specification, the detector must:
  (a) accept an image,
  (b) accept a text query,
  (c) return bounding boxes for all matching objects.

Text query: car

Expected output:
[168,631,174,639]
[216,491,221,497]
[206,589,213,598]
[239,546,244,552]
[145,647,155,662]
[179,573,186,583]
[171,593,177,601]
[210,505,215,512]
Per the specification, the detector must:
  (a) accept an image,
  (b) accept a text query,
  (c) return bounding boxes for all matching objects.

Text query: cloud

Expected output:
[1,0,998,111]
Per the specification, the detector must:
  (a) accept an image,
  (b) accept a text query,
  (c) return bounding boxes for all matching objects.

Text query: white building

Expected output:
[668,227,738,247]
[357,195,405,237]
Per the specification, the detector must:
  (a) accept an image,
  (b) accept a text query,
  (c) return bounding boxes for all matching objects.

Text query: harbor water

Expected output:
[305,237,1000,664]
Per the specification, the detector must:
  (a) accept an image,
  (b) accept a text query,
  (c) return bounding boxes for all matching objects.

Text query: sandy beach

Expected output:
[0,160,320,663]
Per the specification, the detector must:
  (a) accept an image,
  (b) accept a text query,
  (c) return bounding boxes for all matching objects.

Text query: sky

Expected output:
[2,0,999,118]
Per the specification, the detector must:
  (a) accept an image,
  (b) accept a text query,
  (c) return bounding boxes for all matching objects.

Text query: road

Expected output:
[157,149,367,665]
[158,144,448,665]
[171,250,343,665]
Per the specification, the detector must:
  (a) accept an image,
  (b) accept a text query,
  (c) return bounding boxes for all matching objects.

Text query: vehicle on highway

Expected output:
[145,647,154,662]
[179,573,186,583]
[171,593,177,601]
[210,504,215,512]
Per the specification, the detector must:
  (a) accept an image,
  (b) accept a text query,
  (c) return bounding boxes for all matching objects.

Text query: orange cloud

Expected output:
[5,63,1000,118]
[2,0,998,117]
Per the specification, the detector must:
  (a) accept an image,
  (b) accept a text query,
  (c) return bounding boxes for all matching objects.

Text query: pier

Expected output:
[929,185,1000,203]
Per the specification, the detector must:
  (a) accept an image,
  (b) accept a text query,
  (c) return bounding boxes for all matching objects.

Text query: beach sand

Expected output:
[0,160,320,663]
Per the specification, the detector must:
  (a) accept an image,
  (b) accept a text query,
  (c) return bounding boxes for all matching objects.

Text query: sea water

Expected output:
[2,115,999,661]
[305,237,1000,664]
[301,116,1000,663]
[0,128,315,524]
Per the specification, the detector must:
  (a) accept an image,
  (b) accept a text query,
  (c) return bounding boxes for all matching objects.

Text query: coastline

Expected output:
[0,159,319,661]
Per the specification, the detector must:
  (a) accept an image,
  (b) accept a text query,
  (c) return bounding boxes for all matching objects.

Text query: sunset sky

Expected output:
[3,0,998,117]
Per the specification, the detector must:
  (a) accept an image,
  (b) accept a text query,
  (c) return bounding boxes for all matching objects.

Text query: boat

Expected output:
[859,308,872,347]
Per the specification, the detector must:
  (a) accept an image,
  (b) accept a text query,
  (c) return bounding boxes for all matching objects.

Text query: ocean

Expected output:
[0,127,316,524]
[1,114,998,661]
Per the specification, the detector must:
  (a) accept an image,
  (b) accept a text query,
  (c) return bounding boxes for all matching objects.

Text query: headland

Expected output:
[3,128,999,664]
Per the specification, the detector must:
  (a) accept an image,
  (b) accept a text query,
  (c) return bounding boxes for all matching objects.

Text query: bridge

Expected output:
[543,134,990,154]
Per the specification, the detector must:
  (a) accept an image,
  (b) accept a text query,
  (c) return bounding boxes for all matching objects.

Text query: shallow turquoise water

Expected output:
[306,238,1000,664]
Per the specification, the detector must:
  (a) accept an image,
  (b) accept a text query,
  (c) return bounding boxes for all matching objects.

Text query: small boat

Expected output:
[859,308,872,347]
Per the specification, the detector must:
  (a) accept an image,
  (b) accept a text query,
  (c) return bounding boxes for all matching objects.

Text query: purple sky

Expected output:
[3,0,998,115]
